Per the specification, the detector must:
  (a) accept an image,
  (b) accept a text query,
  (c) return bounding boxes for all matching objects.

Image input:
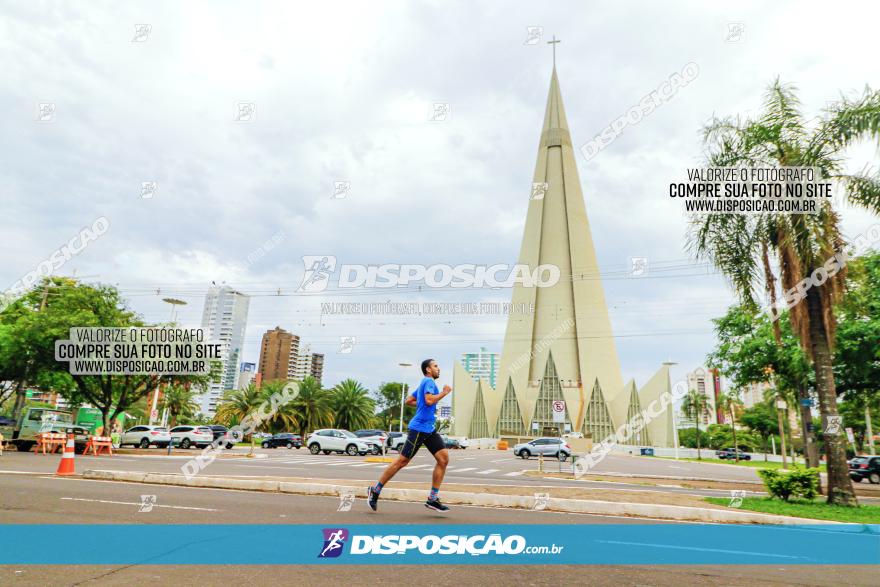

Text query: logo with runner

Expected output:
[298,255,337,293]
[318,528,349,558]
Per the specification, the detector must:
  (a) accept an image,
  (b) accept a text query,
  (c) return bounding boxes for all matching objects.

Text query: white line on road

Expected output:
[504,471,523,477]
[491,458,510,463]
[349,463,375,467]
[405,464,433,470]
[60,497,219,512]
[477,469,499,475]
[448,467,477,473]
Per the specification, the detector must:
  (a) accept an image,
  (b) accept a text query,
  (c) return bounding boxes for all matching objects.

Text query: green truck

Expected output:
[0,407,91,453]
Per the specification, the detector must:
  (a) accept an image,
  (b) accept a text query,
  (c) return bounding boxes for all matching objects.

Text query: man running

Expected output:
[368,359,453,512]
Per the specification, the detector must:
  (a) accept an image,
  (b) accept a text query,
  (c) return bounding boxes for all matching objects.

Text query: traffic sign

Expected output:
[552,400,565,423]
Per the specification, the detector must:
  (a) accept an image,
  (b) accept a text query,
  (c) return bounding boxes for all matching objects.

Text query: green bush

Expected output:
[757,468,820,502]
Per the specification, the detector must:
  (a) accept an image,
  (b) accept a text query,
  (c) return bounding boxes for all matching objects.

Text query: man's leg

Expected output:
[430,448,449,492]
[368,431,420,511]
[376,453,411,486]
[425,431,450,511]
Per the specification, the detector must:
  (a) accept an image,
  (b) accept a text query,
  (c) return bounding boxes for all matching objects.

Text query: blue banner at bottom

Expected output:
[2,524,878,565]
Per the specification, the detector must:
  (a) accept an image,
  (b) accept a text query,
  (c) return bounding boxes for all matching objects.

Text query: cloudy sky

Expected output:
[2,1,878,395]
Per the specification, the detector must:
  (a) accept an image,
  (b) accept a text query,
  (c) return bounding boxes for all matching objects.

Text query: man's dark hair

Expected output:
[421,359,435,375]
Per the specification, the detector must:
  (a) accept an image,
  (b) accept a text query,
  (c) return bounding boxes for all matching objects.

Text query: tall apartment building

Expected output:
[238,362,257,389]
[197,285,250,415]
[681,367,719,428]
[257,327,323,385]
[460,347,499,389]
[258,327,301,382]
[292,344,324,385]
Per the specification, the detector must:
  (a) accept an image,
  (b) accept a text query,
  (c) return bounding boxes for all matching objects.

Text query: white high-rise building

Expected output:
[460,347,499,389]
[197,285,250,415]
[681,367,719,427]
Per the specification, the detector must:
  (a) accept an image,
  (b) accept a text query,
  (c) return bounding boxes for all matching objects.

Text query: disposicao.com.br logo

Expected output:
[297,255,561,293]
[319,528,564,558]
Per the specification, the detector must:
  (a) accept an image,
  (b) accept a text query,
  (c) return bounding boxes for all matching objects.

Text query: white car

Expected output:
[307,429,374,456]
[121,425,172,448]
[169,425,214,449]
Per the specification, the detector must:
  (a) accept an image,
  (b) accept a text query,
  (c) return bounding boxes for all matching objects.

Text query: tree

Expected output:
[716,391,744,461]
[373,381,415,431]
[290,376,332,439]
[259,380,300,434]
[329,379,374,431]
[163,384,199,427]
[740,399,782,459]
[0,277,212,434]
[214,383,263,430]
[707,304,818,467]
[681,389,710,459]
[689,80,880,505]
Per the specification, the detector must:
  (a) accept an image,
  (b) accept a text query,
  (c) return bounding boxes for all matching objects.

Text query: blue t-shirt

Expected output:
[408,377,439,433]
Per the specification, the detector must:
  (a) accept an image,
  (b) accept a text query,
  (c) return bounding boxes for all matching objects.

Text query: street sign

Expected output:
[552,400,565,423]
[776,399,787,409]
[845,427,855,443]
[800,398,814,407]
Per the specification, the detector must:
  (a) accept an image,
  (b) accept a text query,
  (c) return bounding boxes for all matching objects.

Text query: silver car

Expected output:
[513,437,571,460]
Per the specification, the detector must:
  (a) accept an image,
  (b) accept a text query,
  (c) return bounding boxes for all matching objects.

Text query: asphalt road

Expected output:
[1,470,876,586]
[0,449,774,500]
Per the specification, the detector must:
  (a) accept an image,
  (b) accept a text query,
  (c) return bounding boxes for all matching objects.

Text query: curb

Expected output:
[81,469,839,526]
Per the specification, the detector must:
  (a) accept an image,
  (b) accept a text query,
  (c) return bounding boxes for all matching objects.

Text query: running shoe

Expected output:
[425,498,449,512]
[367,486,380,511]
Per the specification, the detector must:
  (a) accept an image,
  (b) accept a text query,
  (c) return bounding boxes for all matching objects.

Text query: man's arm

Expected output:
[405,394,417,407]
[424,384,452,406]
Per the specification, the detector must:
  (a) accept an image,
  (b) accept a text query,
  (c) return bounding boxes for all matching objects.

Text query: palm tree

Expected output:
[689,80,880,505]
[716,391,744,462]
[290,376,332,439]
[329,379,375,431]
[259,380,299,434]
[162,383,199,427]
[682,389,709,459]
[214,383,263,452]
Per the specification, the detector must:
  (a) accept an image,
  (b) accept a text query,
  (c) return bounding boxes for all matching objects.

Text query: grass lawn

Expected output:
[658,456,826,472]
[704,496,880,523]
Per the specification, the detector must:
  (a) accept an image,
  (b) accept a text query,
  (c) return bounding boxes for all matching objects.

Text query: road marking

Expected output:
[405,464,433,470]
[491,458,510,463]
[477,469,499,475]
[504,471,523,477]
[60,497,219,512]
[448,467,476,473]
[349,463,375,467]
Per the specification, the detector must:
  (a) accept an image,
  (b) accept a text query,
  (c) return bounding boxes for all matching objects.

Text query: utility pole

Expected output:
[867,406,876,456]
[776,396,788,469]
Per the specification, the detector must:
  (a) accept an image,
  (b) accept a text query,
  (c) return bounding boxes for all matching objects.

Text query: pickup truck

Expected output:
[0,407,91,453]
[715,447,752,461]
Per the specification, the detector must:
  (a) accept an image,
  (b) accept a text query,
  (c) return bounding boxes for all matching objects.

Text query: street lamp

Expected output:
[398,362,412,433]
[151,298,188,426]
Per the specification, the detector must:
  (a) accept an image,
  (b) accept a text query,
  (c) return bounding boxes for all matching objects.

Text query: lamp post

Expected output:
[150,298,188,426]
[398,362,412,433]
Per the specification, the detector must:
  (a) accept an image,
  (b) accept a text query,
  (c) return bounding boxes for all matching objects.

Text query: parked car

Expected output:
[354,430,388,454]
[513,437,571,460]
[455,436,470,449]
[306,429,374,456]
[121,425,171,448]
[209,425,238,449]
[261,433,303,449]
[443,435,462,449]
[386,432,405,451]
[169,425,214,449]
[849,456,880,484]
[716,447,752,461]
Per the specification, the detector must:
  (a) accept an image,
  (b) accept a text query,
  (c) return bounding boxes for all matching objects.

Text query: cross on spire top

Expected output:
[547,35,561,67]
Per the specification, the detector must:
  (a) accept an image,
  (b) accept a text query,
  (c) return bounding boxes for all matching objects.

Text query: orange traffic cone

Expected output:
[55,435,76,476]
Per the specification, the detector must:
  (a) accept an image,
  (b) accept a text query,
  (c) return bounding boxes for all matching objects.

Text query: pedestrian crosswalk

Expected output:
[231,455,527,478]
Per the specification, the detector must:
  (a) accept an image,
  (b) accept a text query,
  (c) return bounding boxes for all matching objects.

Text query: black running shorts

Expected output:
[400,429,445,458]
